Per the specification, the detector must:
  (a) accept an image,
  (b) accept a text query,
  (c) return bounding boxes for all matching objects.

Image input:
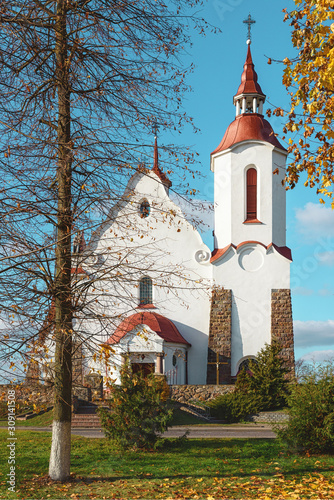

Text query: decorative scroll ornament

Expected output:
[195,249,210,264]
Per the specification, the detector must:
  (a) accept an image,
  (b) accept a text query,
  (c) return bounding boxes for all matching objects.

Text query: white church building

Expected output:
[77,41,294,386]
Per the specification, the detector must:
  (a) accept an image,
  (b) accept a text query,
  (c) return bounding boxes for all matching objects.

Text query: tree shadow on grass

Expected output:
[69,438,334,484]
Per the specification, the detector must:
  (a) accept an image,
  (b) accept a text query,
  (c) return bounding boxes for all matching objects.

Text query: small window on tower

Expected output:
[139,199,150,218]
[139,276,153,306]
[246,168,257,221]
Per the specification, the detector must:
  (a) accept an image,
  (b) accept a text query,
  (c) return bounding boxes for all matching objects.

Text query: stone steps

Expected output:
[71,414,102,428]
[71,404,108,428]
[180,402,214,422]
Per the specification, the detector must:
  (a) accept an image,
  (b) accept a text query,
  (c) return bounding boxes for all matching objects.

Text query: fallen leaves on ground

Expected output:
[15,471,334,499]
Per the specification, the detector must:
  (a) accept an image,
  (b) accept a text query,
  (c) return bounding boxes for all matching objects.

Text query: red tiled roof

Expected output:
[210,244,234,262]
[211,113,286,155]
[268,243,292,261]
[107,312,190,346]
[236,240,267,250]
[235,44,265,97]
[211,241,292,263]
[152,136,172,188]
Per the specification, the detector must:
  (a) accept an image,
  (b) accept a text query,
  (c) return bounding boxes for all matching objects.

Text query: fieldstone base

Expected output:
[271,289,295,377]
[170,384,234,403]
[247,411,290,423]
[207,287,232,384]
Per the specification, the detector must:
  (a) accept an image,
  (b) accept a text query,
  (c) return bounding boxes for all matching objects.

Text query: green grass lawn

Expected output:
[1,430,334,499]
[6,408,54,427]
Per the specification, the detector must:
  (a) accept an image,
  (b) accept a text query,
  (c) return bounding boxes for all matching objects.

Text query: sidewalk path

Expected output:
[1,424,276,439]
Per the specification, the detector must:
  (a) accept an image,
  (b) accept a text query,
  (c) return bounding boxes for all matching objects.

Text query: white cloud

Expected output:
[318,251,334,267]
[292,287,314,296]
[299,350,334,363]
[292,287,334,297]
[318,286,334,297]
[295,202,334,239]
[294,319,334,348]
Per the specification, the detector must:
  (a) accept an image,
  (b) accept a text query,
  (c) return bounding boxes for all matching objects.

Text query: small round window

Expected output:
[140,199,150,218]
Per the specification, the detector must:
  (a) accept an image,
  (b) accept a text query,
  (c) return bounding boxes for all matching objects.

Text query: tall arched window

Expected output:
[246,168,257,221]
[139,276,153,305]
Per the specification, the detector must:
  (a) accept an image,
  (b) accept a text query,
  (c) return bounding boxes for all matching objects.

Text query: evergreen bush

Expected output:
[247,341,289,411]
[208,369,258,422]
[99,364,173,450]
[277,362,334,453]
[208,342,289,423]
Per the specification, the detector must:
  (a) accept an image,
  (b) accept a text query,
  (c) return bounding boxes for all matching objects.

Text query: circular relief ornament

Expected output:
[195,249,210,264]
[238,247,264,272]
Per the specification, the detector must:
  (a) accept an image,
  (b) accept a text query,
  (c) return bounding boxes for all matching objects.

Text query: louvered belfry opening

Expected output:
[246,168,257,220]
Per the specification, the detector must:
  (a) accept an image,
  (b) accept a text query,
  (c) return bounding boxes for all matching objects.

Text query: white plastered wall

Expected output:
[213,243,290,375]
[79,170,212,384]
[211,141,288,248]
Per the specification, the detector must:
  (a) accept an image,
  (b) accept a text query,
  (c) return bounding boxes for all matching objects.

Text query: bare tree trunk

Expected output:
[0,0,207,483]
[49,0,73,481]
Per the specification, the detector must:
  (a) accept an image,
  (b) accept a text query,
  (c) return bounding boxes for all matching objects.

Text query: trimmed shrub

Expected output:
[208,387,258,423]
[99,365,173,450]
[277,362,334,453]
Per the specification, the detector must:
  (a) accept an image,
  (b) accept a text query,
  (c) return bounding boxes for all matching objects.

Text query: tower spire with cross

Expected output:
[231,18,266,116]
[243,13,256,43]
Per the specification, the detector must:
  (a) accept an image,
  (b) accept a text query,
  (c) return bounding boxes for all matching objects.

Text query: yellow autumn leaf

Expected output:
[283,0,334,202]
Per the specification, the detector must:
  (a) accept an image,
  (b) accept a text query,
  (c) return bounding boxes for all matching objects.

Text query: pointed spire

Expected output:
[235,42,264,97]
[151,133,172,188]
[233,41,266,116]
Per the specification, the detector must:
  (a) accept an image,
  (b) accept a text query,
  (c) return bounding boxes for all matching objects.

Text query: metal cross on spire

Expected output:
[243,13,256,42]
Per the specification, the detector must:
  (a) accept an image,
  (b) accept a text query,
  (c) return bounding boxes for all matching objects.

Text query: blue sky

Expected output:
[164,0,334,363]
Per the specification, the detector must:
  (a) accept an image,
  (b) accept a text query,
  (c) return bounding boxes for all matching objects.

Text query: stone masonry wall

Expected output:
[170,384,234,403]
[271,289,295,377]
[247,411,290,423]
[207,287,232,384]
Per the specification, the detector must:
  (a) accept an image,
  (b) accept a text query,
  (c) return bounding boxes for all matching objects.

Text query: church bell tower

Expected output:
[207,38,294,384]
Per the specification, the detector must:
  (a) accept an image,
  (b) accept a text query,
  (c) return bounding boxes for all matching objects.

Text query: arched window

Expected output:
[238,357,257,374]
[246,168,257,221]
[139,199,150,218]
[139,276,153,305]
